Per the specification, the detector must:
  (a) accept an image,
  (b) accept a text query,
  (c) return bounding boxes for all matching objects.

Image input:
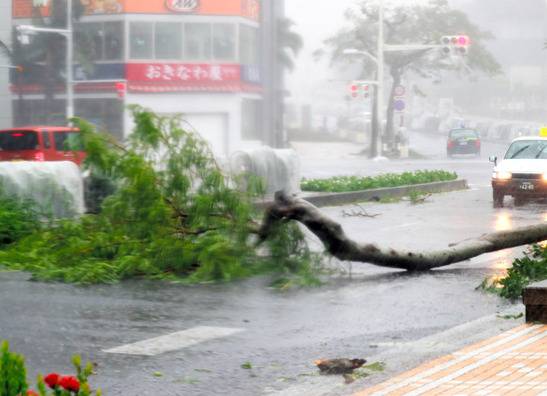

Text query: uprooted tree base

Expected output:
[258,192,547,271]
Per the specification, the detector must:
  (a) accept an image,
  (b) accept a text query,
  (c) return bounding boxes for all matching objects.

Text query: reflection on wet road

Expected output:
[494,211,512,232]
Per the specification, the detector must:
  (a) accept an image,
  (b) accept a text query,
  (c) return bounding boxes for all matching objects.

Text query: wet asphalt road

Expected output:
[1,132,543,395]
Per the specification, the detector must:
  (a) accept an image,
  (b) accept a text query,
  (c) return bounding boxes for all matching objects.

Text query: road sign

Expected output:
[394,99,406,112]
[394,85,406,97]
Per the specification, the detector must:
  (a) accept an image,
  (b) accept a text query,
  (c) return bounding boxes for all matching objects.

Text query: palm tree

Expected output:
[278,18,303,72]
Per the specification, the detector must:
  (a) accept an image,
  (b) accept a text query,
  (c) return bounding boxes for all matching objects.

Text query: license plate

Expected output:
[520,182,535,191]
[459,141,468,146]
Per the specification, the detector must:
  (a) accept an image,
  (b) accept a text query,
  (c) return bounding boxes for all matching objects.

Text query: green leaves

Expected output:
[1,107,318,285]
[301,170,457,193]
[0,341,28,396]
[481,244,547,300]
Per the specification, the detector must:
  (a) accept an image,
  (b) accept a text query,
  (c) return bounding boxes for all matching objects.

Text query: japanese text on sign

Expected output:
[127,64,241,83]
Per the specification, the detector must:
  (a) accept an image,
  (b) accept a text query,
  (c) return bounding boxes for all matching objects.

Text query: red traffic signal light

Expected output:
[440,35,470,56]
[457,35,469,46]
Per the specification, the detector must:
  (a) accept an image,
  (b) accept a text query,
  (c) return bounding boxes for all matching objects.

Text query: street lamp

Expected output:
[16,0,74,121]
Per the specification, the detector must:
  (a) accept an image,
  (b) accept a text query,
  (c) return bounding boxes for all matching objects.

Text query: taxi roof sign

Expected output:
[541,127,547,137]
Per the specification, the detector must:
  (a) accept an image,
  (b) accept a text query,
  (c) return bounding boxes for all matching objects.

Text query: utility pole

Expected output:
[66,0,74,120]
[16,0,74,122]
[261,0,285,148]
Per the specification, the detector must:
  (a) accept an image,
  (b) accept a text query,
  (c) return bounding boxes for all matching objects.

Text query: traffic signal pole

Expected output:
[376,0,384,157]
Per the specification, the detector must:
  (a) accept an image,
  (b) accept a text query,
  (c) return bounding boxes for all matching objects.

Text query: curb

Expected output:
[298,179,467,208]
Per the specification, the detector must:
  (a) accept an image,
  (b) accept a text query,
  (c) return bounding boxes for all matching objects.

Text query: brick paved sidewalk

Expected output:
[355,324,547,396]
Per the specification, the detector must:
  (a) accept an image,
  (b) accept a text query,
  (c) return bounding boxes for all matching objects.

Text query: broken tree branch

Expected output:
[258,192,547,272]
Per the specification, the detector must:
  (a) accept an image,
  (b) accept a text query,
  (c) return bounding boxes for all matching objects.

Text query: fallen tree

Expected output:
[258,191,547,271]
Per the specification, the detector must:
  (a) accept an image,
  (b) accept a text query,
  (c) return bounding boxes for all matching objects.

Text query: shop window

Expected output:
[75,22,102,62]
[184,23,211,61]
[75,22,123,61]
[75,99,124,140]
[12,99,65,127]
[240,25,259,64]
[104,22,123,60]
[155,22,182,60]
[130,22,154,59]
[241,99,262,140]
[213,24,236,61]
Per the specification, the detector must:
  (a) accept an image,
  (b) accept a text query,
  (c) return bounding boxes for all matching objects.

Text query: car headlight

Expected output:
[493,171,512,180]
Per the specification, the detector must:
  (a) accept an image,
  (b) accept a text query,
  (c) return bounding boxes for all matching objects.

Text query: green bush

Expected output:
[480,244,547,300]
[0,107,319,285]
[301,170,458,193]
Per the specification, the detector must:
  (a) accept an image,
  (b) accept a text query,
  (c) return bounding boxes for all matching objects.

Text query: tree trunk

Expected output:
[385,70,401,150]
[258,192,547,271]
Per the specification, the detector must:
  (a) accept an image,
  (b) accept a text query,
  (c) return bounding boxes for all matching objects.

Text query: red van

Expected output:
[0,126,86,165]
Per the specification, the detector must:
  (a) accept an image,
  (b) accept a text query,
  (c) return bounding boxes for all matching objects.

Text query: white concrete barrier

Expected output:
[229,146,301,195]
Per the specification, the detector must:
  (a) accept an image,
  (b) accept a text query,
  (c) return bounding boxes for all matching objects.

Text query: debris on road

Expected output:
[341,204,381,218]
[314,358,366,375]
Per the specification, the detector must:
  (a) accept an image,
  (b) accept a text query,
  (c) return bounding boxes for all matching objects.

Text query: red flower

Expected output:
[44,373,60,389]
[26,391,39,396]
[59,375,80,393]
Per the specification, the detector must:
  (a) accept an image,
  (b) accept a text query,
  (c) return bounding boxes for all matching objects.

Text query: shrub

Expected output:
[301,170,458,193]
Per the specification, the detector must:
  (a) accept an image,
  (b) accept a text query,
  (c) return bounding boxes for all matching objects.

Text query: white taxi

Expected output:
[490,136,547,208]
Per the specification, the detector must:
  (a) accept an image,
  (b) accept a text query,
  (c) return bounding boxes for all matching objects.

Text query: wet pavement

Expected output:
[1,131,544,395]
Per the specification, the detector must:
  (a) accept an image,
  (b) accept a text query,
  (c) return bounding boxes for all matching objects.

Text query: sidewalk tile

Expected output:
[354,324,547,396]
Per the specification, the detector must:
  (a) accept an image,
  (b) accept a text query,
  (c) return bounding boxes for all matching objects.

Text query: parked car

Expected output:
[490,136,547,208]
[447,128,481,157]
[0,126,85,165]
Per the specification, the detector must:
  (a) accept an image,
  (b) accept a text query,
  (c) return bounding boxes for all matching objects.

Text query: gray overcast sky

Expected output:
[285,0,355,107]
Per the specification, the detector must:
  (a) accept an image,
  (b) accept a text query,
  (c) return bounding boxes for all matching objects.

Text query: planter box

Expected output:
[523,280,547,324]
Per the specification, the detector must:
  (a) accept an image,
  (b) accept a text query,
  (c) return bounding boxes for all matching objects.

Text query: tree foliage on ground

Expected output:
[481,244,547,300]
[0,107,319,285]
[316,0,501,153]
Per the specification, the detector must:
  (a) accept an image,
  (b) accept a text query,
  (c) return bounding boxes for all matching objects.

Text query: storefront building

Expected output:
[12,0,264,157]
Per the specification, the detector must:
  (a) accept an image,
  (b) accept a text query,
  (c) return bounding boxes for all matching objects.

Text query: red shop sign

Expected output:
[126,63,241,83]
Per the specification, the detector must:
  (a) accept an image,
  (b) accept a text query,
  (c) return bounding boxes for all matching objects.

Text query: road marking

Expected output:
[103,326,245,356]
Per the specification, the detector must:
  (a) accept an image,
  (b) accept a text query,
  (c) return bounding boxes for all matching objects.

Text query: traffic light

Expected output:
[440,35,470,56]
[349,82,370,100]
[350,84,359,98]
